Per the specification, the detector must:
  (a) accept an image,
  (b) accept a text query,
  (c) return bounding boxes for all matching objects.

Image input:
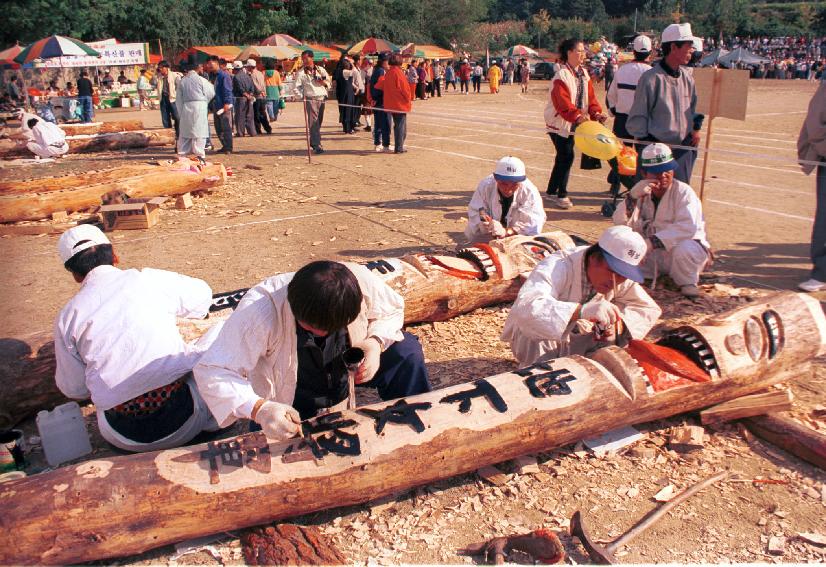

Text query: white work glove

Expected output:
[484,219,507,238]
[630,182,653,200]
[353,337,382,384]
[580,299,622,327]
[255,401,301,441]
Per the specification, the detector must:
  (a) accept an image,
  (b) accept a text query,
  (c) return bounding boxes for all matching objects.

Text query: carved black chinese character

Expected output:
[440,379,508,413]
[524,369,576,398]
[209,288,250,312]
[282,411,361,462]
[200,432,271,484]
[363,259,396,274]
[359,399,433,434]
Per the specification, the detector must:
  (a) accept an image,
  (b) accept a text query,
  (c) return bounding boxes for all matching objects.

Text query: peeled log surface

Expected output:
[0,291,823,565]
[60,120,145,136]
[0,128,175,159]
[0,164,159,195]
[744,413,826,470]
[0,162,226,222]
[0,233,574,429]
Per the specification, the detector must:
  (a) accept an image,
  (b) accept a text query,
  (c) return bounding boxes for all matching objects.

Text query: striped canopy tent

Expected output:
[506,45,539,58]
[346,37,399,55]
[14,35,99,64]
[0,43,22,69]
[260,33,302,47]
[299,43,339,60]
[178,45,244,65]
[239,45,300,61]
[417,44,454,60]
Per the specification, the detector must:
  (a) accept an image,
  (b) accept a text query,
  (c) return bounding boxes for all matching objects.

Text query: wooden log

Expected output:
[700,388,793,425]
[0,233,574,429]
[0,129,175,159]
[60,120,145,136]
[0,162,226,222]
[743,413,826,470]
[0,164,159,195]
[0,291,822,565]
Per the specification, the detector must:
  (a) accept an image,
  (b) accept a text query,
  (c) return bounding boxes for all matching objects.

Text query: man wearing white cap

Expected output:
[613,143,710,298]
[626,23,704,184]
[53,225,221,452]
[606,35,652,196]
[502,225,661,366]
[232,59,257,137]
[247,59,272,135]
[464,156,546,243]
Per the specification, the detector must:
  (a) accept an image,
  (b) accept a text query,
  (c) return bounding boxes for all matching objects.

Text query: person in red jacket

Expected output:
[459,59,472,95]
[543,38,607,209]
[375,53,413,154]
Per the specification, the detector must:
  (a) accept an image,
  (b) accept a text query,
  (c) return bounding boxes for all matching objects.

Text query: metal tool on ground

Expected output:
[342,347,364,409]
[570,471,729,564]
[459,528,565,564]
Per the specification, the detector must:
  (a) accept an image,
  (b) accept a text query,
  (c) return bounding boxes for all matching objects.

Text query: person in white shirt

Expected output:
[605,35,652,196]
[25,117,68,159]
[612,143,710,298]
[472,62,484,93]
[54,225,221,452]
[502,225,661,366]
[293,49,331,154]
[464,156,546,243]
[193,260,431,440]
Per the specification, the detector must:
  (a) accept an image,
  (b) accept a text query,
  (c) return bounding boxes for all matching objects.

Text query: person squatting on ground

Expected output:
[176,62,215,164]
[294,49,331,154]
[605,35,652,196]
[25,116,68,159]
[502,225,661,367]
[544,38,608,210]
[797,79,826,292]
[464,156,546,244]
[627,23,704,184]
[374,53,413,154]
[53,225,222,453]
[193,260,432,439]
[612,143,711,298]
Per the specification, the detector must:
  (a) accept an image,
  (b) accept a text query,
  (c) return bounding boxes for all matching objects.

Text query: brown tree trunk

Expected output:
[0,291,822,565]
[0,129,175,159]
[0,233,573,429]
[744,413,826,469]
[60,120,145,136]
[0,162,226,222]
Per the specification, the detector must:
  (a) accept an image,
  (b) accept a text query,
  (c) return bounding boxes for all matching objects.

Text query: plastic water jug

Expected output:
[36,402,93,467]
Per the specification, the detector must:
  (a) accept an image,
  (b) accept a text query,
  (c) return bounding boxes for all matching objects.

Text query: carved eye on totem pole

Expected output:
[726,309,784,362]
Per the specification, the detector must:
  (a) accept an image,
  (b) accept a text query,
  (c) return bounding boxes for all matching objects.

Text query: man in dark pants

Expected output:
[247,59,271,135]
[75,71,94,123]
[293,49,331,154]
[232,61,256,137]
[370,53,391,152]
[206,56,233,154]
[798,80,826,292]
[157,61,181,137]
[374,53,412,154]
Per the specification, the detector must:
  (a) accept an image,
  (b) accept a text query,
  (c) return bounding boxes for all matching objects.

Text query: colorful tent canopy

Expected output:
[346,38,399,55]
[299,43,338,60]
[178,45,244,64]
[260,33,302,47]
[0,43,22,69]
[506,45,539,57]
[416,44,454,60]
[15,35,99,64]
[239,45,300,60]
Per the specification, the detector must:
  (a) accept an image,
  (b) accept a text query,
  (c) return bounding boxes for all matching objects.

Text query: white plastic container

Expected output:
[36,402,92,467]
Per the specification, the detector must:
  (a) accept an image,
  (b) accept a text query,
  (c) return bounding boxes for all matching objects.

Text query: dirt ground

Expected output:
[1,78,825,565]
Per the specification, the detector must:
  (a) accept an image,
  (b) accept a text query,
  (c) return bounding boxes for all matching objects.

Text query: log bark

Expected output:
[60,120,145,136]
[700,389,793,425]
[0,233,573,429]
[0,162,226,223]
[0,129,175,159]
[743,413,826,469]
[0,164,159,195]
[0,291,823,565]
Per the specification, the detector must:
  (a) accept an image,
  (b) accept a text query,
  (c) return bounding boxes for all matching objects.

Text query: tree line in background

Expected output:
[3,0,825,58]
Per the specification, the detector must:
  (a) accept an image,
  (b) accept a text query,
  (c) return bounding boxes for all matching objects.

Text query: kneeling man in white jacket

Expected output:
[464,156,546,243]
[613,143,710,297]
[502,225,661,366]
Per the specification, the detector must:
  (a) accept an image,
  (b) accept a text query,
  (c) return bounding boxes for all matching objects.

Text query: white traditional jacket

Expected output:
[465,175,546,240]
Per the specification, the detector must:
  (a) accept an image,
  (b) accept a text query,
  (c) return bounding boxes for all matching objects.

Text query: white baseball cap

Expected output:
[640,143,677,173]
[662,23,698,44]
[58,224,110,264]
[493,156,526,183]
[233,60,243,69]
[632,35,652,53]
[597,226,646,283]
[245,58,256,67]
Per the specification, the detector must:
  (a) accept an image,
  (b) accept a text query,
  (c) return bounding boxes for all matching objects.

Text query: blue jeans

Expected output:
[160,95,179,136]
[77,96,93,123]
[266,99,280,121]
[373,109,390,147]
[812,165,826,281]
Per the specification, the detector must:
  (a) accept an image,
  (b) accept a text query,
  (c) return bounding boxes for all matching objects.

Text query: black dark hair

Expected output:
[662,40,692,56]
[287,261,362,333]
[158,60,170,68]
[558,39,583,62]
[207,55,220,63]
[389,53,403,66]
[633,51,649,62]
[80,70,88,77]
[301,49,314,58]
[265,59,276,70]
[342,58,352,70]
[64,244,114,277]
[584,243,605,265]
[27,118,38,128]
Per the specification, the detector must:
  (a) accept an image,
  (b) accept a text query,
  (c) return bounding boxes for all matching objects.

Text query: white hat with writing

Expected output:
[597,225,646,283]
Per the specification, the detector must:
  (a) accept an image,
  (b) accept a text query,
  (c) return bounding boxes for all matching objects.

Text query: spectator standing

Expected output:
[360,58,374,131]
[370,53,391,152]
[488,61,502,93]
[247,59,271,135]
[432,59,443,97]
[459,59,472,94]
[136,69,151,111]
[520,59,530,93]
[232,60,256,137]
[206,55,233,154]
[293,49,331,154]
[506,59,515,84]
[797,80,826,292]
[543,39,607,210]
[444,61,456,91]
[339,58,359,134]
[416,60,428,100]
[75,70,94,123]
[472,61,484,93]
[375,53,413,154]
[176,63,215,165]
[626,23,704,184]
[157,61,181,137]
[264,61,282,122]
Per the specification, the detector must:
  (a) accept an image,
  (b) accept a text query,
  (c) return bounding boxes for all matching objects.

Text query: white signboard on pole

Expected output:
[39,42,150,68]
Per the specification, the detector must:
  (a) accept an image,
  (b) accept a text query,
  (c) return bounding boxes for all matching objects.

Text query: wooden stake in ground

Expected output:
[301,94,312,164]
[0,232,575,428]
[0,291,823,565]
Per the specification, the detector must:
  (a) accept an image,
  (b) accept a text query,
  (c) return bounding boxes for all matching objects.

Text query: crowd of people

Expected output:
[703,35,825,80]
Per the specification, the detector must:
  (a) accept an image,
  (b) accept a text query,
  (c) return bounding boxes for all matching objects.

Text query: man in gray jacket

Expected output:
[626,23,704,184]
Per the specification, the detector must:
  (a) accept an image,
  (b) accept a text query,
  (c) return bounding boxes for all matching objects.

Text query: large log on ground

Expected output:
[0,162,226,222]
[0,164,159,195]
[61,120,145,136]
[744,413,826,469]
[0,233,574,428]
[0,291,823,565]
[0,128,175,159]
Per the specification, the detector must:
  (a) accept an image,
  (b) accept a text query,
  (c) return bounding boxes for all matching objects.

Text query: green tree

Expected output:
[529,9,552,47]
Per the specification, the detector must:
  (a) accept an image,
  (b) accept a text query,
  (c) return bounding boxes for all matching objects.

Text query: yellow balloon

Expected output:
[574,120,622,160]
[591,42,601,53]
